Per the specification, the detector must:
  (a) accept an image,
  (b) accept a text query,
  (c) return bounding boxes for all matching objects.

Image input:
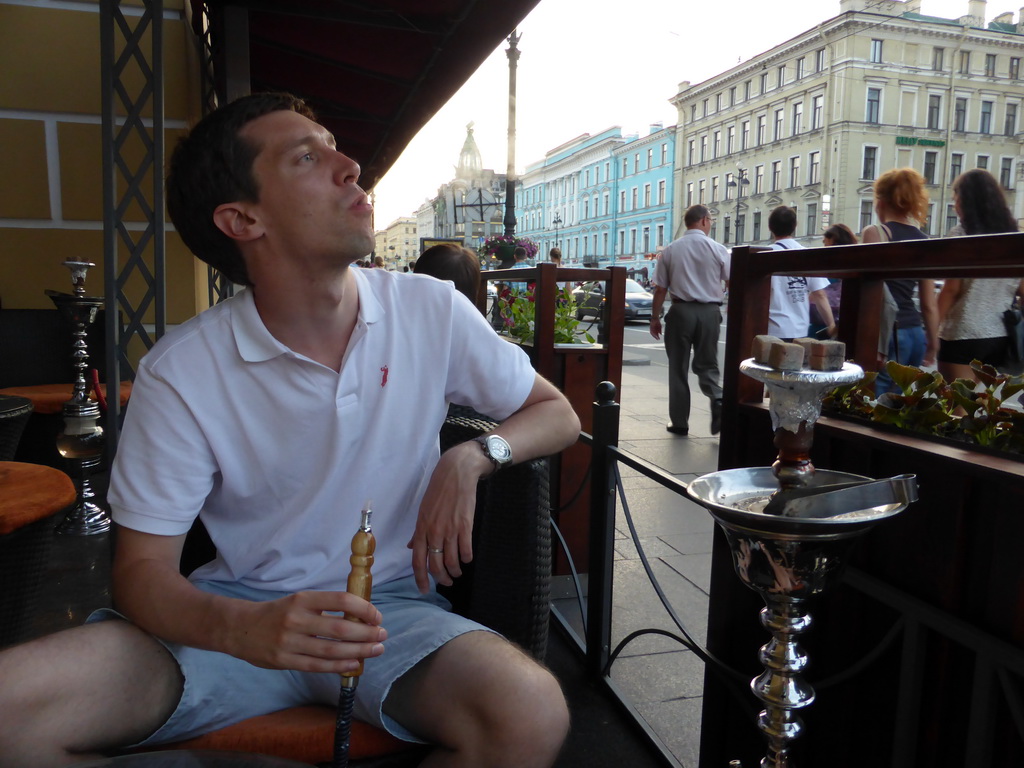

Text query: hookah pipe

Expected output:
[334,501,375,768]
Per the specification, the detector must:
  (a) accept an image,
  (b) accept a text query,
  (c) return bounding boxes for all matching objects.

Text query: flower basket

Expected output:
[478,235,539,263]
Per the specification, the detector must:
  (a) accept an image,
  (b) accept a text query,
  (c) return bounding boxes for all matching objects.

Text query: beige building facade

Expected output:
[378,217,418,269]
[671,0,1024,247]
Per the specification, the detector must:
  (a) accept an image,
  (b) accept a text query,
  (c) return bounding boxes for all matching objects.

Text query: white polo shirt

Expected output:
[108,268,535,591]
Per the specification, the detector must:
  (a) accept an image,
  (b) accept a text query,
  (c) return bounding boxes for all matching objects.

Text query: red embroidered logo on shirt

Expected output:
[380,365,389,388]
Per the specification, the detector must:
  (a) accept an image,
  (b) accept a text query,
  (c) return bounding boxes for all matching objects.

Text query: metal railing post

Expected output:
[586,381,620,676]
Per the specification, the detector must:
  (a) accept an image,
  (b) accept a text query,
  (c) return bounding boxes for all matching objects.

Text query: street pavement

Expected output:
[553,318,727,768]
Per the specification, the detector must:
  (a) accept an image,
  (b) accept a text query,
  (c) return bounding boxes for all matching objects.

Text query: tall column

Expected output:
[503,30,521,238]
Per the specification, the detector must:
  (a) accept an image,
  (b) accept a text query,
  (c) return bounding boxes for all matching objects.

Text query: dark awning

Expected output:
[197,0,541,189]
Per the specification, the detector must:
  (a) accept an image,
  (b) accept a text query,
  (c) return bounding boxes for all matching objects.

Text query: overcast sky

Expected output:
[370,0,992,227]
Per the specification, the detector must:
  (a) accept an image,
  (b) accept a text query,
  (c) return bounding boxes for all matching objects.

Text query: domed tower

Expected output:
[455,122,483,180]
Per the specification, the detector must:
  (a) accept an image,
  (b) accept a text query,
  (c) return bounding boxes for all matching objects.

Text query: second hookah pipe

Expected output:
[333,501,375,768]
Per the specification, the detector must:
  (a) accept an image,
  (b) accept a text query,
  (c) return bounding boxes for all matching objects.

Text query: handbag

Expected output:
[1004,300,1024,365]
[874,224,899,359]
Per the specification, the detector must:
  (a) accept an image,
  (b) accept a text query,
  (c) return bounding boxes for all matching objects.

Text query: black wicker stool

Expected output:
[0,395,32,461]
[0,461,77,648]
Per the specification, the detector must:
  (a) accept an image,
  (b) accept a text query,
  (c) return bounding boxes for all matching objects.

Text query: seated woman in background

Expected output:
[809,224,857,338]
[937,168,1024,381]
[414,242,481,303]
[861,168,939,394]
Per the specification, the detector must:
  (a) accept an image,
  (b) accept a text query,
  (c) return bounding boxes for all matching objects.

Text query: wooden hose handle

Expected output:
[341,505,374,684]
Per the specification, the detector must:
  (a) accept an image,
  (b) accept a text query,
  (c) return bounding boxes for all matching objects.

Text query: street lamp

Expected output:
[727,169,751,245]
[552,211,562,251]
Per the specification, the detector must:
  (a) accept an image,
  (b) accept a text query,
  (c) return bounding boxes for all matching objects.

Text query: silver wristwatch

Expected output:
[474,434,513,475]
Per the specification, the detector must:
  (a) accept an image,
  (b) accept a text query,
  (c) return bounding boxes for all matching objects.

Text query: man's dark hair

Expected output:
[684,205,710,228]
[166,92,317,287]
[415,243,481,302]
[513,246,527,260]
[549,247,562,261]
[768,206,797,238]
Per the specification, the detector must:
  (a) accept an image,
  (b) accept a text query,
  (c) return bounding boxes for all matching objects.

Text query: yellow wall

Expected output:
[0,0,200,325]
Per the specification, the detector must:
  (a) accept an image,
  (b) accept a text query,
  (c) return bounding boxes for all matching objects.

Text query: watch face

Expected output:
[486,435,513,463]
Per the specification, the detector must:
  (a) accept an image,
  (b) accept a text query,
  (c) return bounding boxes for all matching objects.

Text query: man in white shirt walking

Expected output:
[650,205,730,436]
[766,206,836,340]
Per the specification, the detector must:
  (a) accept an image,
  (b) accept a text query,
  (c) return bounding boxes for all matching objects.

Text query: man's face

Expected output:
[241,109,375,266]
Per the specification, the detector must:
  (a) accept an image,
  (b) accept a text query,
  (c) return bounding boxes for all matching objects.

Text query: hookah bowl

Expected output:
[48,259,109,535]
[687,358,916,767]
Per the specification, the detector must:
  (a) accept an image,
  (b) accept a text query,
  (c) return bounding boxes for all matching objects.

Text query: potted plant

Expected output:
[498,285,594,346]
[477,234,539,266]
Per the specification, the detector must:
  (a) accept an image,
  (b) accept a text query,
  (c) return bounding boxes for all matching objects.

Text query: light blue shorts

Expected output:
[87,575,493,745]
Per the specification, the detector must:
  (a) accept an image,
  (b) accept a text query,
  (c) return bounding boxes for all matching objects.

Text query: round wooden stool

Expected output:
[0,461,77,648]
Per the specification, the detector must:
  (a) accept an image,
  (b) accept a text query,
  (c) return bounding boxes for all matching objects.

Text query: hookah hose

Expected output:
[334,501,375,768]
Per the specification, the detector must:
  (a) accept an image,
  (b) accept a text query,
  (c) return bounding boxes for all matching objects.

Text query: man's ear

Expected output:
[212,202,264,243]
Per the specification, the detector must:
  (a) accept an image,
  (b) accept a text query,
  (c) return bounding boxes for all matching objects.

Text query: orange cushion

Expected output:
[0,461,76,534]
[0,382,133,415]
[151,705,411,764]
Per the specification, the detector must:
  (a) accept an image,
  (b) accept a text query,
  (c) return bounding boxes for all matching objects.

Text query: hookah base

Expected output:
[57,500,111,536]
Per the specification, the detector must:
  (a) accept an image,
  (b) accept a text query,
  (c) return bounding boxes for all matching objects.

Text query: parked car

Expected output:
[572,278,655,321]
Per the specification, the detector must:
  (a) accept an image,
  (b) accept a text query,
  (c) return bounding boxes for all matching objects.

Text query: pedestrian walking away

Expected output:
[649,204,730,436]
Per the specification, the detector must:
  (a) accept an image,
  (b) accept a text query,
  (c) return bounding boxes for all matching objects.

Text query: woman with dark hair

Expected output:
[861,168,939,393]
[808,224,858,337]
[414,242,481,303]
[937,169,1024,379]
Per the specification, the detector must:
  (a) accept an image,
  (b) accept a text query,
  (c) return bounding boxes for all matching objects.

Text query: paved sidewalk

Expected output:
[554,360,723,768]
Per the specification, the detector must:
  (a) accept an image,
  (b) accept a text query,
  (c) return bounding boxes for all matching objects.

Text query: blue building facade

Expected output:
[514,124,675,277]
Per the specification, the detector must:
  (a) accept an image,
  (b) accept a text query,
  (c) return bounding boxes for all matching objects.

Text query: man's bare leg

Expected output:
[0,621,182,767]
[384,631,569,768]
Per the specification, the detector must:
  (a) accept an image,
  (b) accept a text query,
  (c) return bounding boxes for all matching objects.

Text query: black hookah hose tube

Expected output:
[333,503,375,768]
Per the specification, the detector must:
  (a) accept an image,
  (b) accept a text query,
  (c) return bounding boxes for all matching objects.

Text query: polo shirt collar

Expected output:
[232,269,385,363]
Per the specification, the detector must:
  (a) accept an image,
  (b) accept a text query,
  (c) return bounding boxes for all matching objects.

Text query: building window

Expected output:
[789,156,801,188]
[622,158,629,176]
[643,227,650,253]
[1001,158,1013,188]
[792,102,803,134]
[620,190,626,211]
[806,203,817,236]
[716,93,723,112]
[933,47,944,71]
[816,48,826,72]
[950,152,963,182]
[736,214,745,244]
[945,204,958,233]
[774,108,784,140]
[656,224,664,247]
[698,179,706,204]
[925,203,935,236]
[753,211,762,241]
[959,50,970,74]
[634,153,640,173]
[862,146,878,180]
[771,161,781,191]
[741,120,750,149]
[702,98,708,117]
[603,191,609,215]
[744,80,752,100]
[631,187,638,210]
[927,95,941,129]
[777,65,785,88]
[955,97,967,131]
[647,148,653,168]
[923,151,938,184]
[687,140,695,165]
[1011,57,1021,80]
[661,143,668,164]
[977,155,989,170]
[729,86,736,106]
[811,95,823,129]
[760,72,768,94]
[724,217,731,245]
[860,200,873,231]
[1005,103,1018,136]
[866,88,881,124]
[985,53,996,77]
[711,176,719,202]
[980,101,993,134]
[755,164,764,194]
[700,135,708,162]
[686,182,694,207]
[809,151,820,184]
[870,39,883,63]
[756,115,766,145]
[643,184,651,207]
[724,172,734,200]
[618,230,625,255]
[691,104,697,122]
[658,180,666,205]
[713,130,721,158]
[727,125,736,154]
[796,57,805,79]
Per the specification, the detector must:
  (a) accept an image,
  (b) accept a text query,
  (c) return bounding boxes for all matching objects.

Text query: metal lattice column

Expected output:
[100,0,166,453]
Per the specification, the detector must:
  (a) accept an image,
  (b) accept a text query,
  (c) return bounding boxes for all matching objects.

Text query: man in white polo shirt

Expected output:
[0,93,579,767]
[650,204,730,436]
[766,205,836,341]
